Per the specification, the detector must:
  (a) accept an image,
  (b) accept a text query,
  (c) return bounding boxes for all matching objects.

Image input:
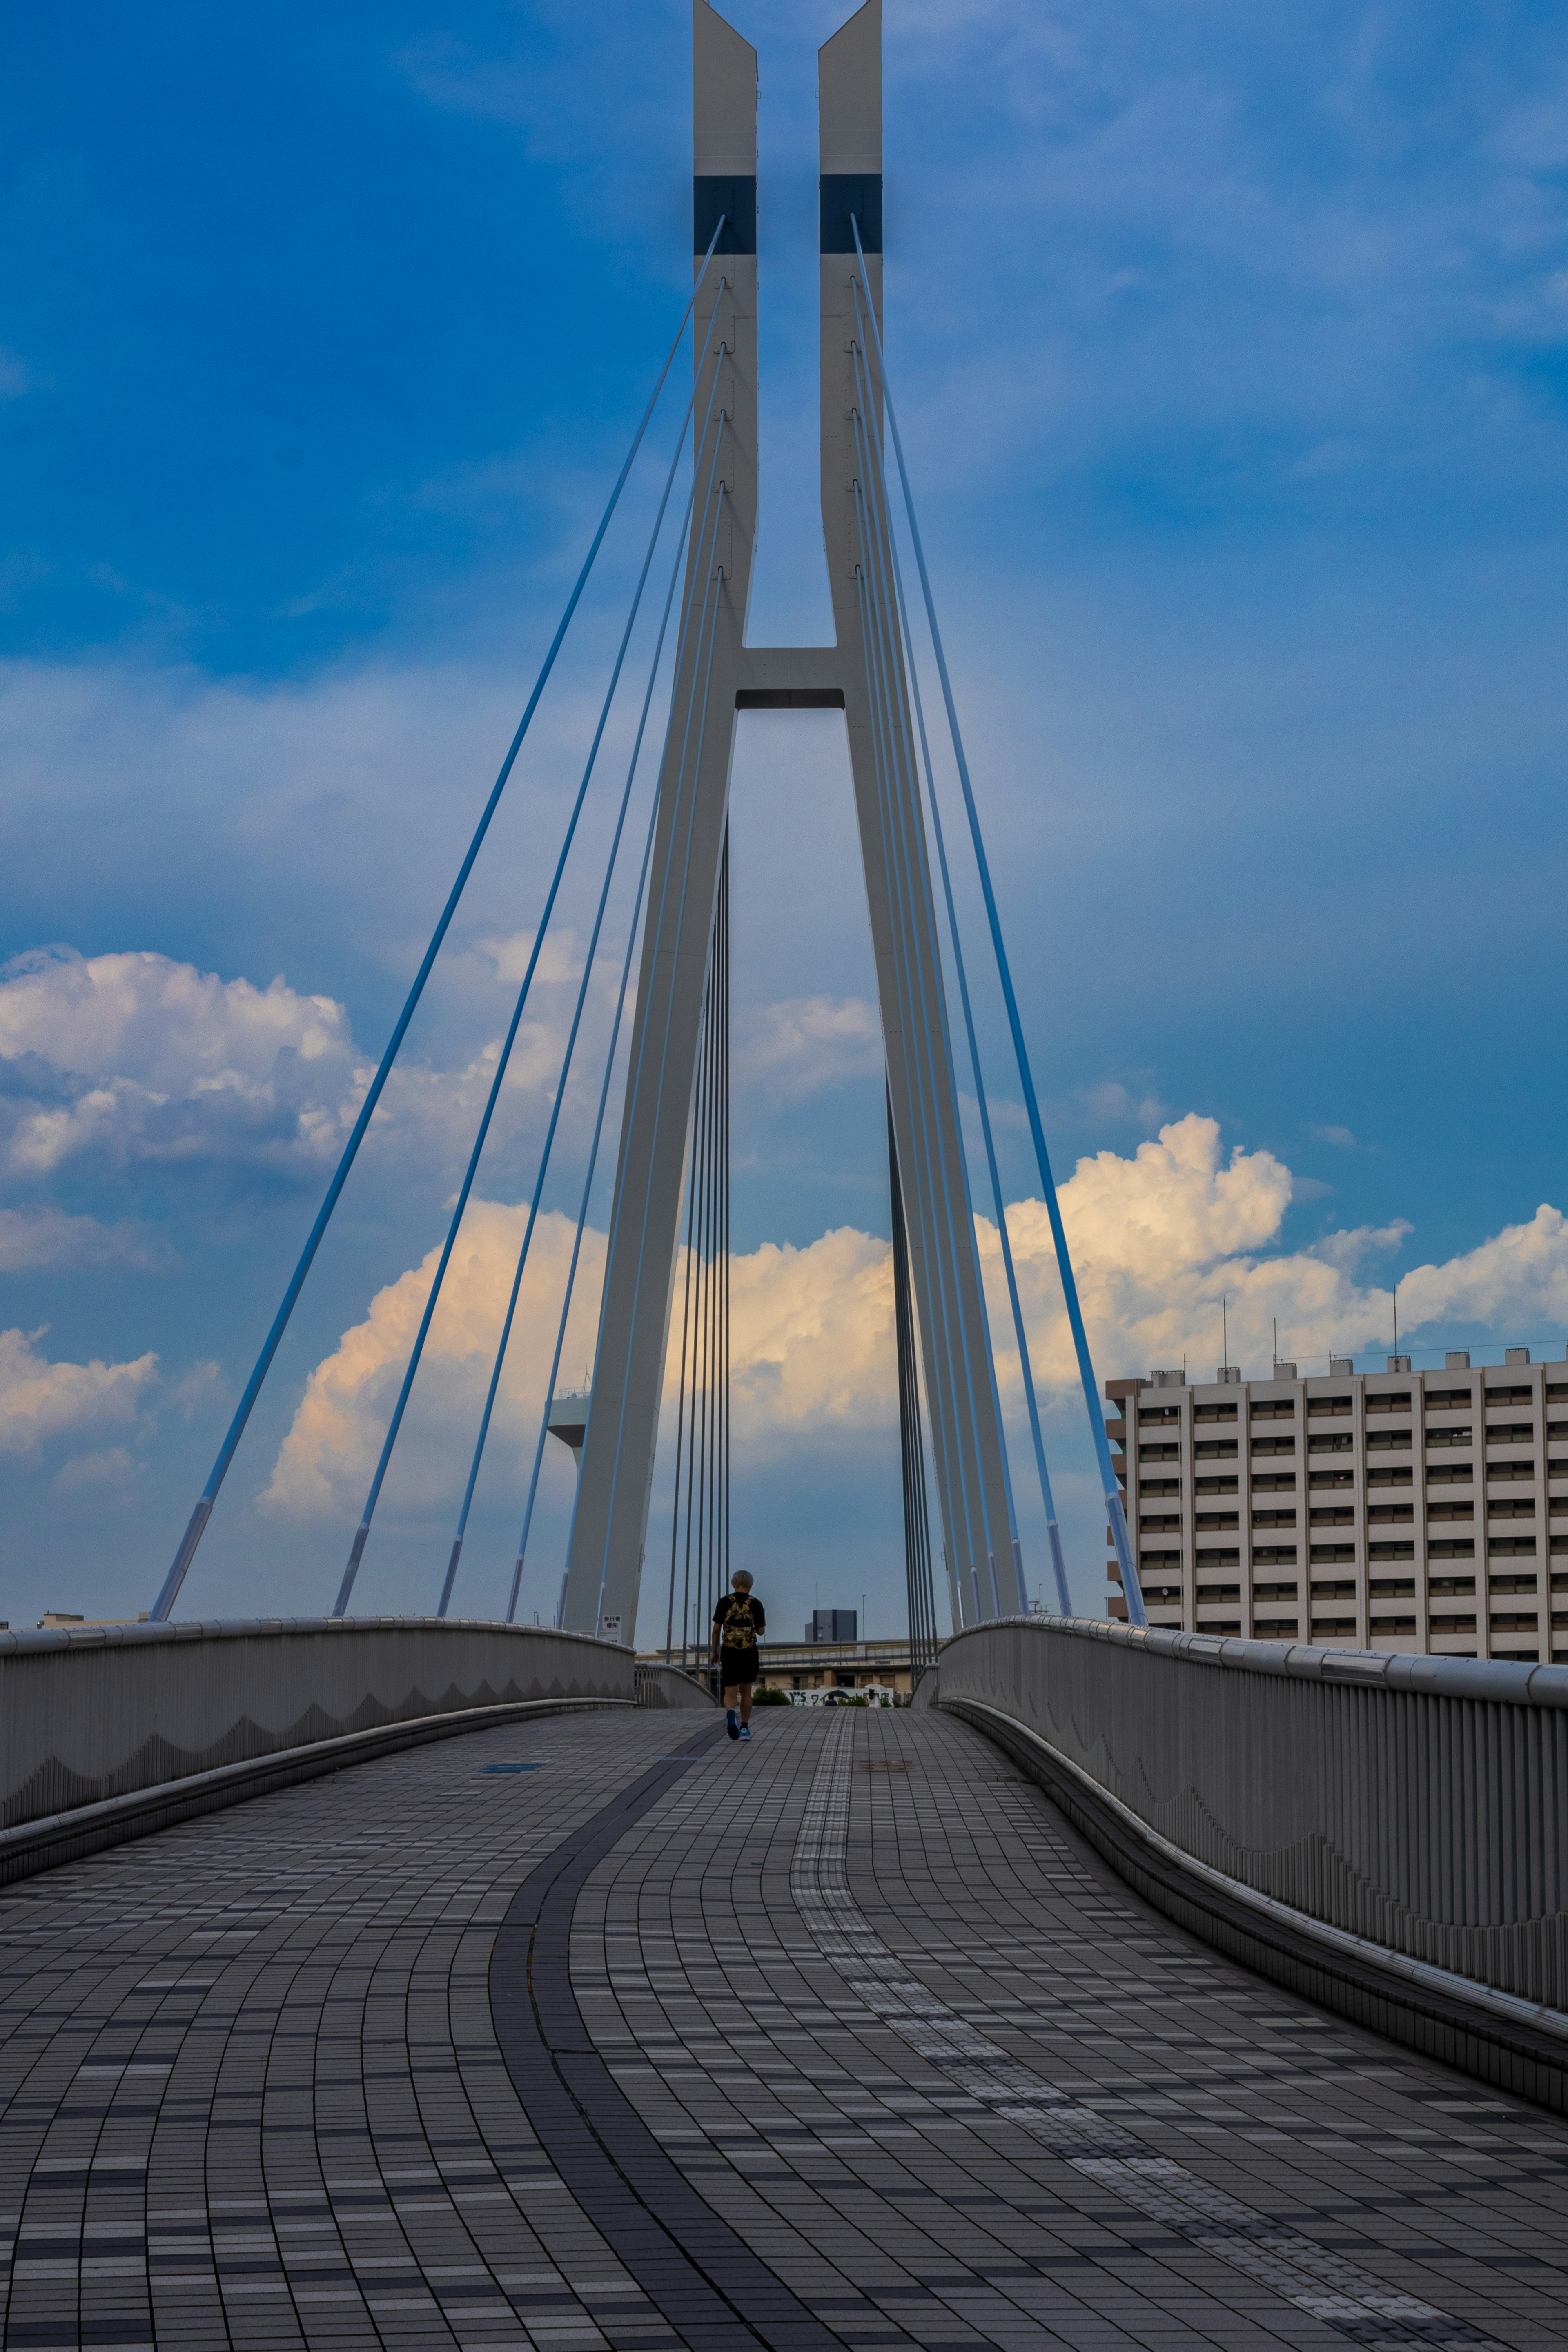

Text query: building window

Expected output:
[1195,1439,1239,1460]
[1310,1577,1356,1597]
[1310,1544,1356,1564]
[1252,1436,1296,1457]
[1251,1472,1296,1493]
[1370,1615,1417,1634]
[1253,1544,1298,1565]
[1308,1434,1352,1455]
[1308,1469,1353,1490]
[1365,1432,1412,1452]
[1369,1541,1416,1562]
[1194,1403,1238,1423]
[1195,1474,1241,1494]
[1430,1614,1477,1633]
[1196,1583,1241,1601]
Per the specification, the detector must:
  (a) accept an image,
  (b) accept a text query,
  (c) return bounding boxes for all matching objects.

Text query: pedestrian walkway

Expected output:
[1,1705,1565,2350]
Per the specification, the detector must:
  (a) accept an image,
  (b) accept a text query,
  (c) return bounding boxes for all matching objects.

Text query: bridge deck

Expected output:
[1,1708,1565,2352]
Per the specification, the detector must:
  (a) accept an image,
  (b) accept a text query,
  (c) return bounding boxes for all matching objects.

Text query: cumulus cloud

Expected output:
[52,1445,137,1494]
[0,1206,173,1272]
[984,1117,1566,1391]
[0,942,590,1194]
[741,997,884,1100]
[267,1110,1568,1532]
[0,946,366,1179]
[264,1201,896,1523]
[0,1326,157,1458]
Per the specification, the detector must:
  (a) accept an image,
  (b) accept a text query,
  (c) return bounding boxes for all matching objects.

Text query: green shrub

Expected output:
[751,1684,791,1706]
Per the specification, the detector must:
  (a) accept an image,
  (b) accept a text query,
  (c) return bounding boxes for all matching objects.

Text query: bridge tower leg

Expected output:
[561,0,1018,1644]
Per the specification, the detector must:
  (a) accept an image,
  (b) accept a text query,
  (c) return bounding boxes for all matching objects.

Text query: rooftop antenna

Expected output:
[1392,1281,1399,1360]
[1222,1294,1228,1366]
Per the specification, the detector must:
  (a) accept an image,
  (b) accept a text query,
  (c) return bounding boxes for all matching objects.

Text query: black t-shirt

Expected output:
[712,1592,765,1653]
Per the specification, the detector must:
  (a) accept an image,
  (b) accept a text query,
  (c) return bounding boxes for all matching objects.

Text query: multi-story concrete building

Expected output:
[1105,1352,1568,1662]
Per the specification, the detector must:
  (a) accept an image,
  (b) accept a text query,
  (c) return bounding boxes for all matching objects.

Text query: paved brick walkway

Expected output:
[0,1705,1565,2350]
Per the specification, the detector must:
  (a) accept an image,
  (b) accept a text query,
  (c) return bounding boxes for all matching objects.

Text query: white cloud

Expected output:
[742,996,884,1100]
[984,1117,1566,1389]
[0,1327,157,1459]
[267,1110,1568,1529]
[0,1207,173,1272]
[1307,1122,1358,1149]
[52,1446,137,1494]
[0,947,367,1178]
[1080,1077,1169,1129]
[264,1200,895,1522]
[0,942,590,1191]
[169,1360,223,1417]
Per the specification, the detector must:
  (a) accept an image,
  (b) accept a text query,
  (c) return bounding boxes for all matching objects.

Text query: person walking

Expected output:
[711,1570,765,1742]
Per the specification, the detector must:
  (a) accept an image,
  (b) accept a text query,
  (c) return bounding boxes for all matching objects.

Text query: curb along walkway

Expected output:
[0,1708,1565,2348]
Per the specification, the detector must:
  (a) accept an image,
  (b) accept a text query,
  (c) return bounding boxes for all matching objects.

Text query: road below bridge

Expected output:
[0,1706,1564,2350]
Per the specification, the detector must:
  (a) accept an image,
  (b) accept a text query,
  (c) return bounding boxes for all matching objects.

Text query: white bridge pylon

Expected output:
[561,0,1021,1645]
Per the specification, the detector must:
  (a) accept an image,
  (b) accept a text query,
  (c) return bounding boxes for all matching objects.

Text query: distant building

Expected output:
[36,1611,151,1629]
[641,1630,932,1695]
[806,1608,857,1643]
[1106,1353,1567,1663]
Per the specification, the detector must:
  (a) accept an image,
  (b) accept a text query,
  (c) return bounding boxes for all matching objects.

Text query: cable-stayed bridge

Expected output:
[4,9,1568,2348]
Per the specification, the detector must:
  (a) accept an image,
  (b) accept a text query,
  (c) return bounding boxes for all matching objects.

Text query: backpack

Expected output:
[719,1595,758,1649]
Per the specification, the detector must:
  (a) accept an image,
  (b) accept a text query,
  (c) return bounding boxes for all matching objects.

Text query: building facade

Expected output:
[1106,1353,1568,1663]
[641,1635,924,1694]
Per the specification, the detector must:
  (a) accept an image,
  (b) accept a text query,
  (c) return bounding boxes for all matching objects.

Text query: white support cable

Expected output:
[849,387,1011,1621]
[333,340,727,1621]
[848,337,1032,1614]
[438,368,729,1620]
[851,549,981,1627]
[149,222,731,1626]
[860,349,1067,1616]
[510,464,731,1624]
[848,220,1145,1628]
[582,514,728,1628]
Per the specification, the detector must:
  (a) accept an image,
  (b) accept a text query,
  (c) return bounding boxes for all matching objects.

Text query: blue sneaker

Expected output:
[726,1708,740,1740]
[739,1724,751,1741]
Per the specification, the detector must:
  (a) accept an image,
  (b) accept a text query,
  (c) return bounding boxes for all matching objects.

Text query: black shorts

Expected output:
[718,1646,757,1689]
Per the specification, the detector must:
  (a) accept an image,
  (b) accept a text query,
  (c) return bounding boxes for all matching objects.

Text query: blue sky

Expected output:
[3,0,1568,1642]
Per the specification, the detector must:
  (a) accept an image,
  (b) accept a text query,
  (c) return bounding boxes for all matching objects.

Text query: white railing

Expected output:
[935,1615,1568,2102]
[0,1616,628,1869]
